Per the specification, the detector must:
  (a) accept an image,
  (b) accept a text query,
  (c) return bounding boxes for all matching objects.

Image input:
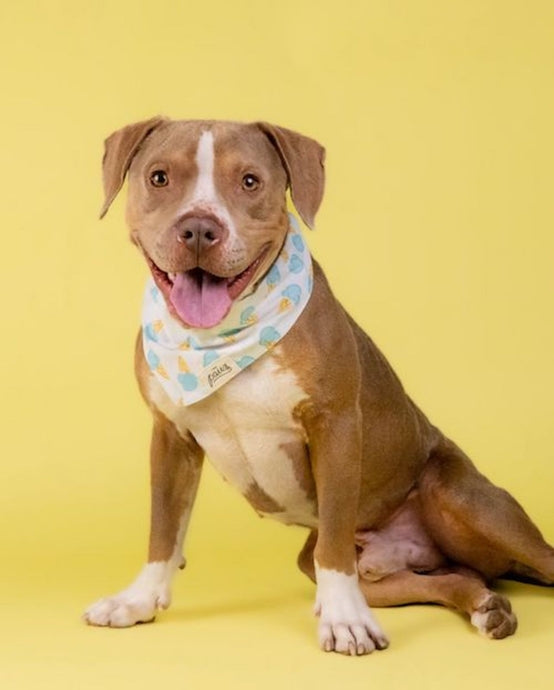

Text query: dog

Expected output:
[84,117,554,655]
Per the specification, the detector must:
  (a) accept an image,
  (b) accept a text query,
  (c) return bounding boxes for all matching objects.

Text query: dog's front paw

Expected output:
[84,591,163,627]
[83,564,172,628]
[315,569,389,655]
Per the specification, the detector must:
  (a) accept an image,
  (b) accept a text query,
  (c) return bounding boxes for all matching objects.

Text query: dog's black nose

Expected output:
[176,215,226,252]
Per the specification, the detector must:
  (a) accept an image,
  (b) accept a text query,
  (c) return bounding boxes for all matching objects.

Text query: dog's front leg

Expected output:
[309,411,389,655]
[84,412,203,627]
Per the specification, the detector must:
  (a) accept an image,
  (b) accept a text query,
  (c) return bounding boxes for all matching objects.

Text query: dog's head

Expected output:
[100,117,325,328]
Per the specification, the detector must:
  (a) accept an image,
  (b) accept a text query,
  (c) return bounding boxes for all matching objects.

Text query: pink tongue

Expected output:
[170,271,232,328]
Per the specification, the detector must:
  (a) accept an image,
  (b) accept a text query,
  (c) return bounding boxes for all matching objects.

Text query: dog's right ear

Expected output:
[100,116,166,219]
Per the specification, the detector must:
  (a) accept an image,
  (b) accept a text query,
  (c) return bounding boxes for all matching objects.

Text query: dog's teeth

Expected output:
[168,272,176,281]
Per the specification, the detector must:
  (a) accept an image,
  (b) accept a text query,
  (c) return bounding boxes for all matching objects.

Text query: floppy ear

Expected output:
[255,122,325,229]
[100,116,167,219]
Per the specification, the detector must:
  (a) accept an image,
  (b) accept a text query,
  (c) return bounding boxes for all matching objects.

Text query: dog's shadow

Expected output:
[165,585,313,623]
[154,577,553,648]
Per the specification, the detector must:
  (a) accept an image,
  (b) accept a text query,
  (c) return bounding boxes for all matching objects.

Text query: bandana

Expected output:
[142,212,313,406]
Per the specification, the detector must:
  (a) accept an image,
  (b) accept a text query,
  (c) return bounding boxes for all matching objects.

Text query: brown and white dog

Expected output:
[84,117,554,655]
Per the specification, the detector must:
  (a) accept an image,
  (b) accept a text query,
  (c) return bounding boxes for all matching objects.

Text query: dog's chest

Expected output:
[148,348,318,528]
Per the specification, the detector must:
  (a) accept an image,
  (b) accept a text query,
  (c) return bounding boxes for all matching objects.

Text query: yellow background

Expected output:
[1,1,553,688]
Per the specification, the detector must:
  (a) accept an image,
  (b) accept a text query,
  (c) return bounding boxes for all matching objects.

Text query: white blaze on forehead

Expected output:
[181,129,242,245]
[193,130,217,201]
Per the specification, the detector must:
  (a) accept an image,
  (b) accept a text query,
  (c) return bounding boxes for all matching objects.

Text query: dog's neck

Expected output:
[142,212,313,405]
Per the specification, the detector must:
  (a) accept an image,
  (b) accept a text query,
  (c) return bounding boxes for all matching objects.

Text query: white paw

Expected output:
[83,563,172,628]
[315,567,389,655]
[83,590,166,627]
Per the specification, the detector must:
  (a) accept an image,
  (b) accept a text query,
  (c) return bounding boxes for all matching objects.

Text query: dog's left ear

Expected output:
[100,116,167,219]
[256,123,325,229]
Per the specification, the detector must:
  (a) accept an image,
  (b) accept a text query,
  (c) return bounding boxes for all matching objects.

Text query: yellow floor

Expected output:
[4,477,554,690]
[4,532,554,689]
[3,447,554,690]
[5,578,554,690]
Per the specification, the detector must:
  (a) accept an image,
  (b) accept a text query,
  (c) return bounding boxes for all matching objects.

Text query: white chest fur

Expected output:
[148,347,318,528]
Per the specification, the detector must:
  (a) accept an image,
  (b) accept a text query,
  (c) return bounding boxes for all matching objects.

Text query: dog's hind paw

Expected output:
[470,592,518,639]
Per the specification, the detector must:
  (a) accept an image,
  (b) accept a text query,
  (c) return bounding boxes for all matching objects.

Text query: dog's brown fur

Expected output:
[86,117,554,653]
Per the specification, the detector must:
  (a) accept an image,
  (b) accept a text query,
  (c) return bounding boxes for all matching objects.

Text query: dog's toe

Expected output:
[318,619,387,655]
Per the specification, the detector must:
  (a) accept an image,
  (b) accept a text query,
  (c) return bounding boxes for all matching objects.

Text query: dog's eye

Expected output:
[150,170,169,187]
[241,173,260,191]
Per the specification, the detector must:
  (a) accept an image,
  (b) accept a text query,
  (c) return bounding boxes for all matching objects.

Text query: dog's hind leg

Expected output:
[297,531,517,639]
[418,438,554,585]
[298,530,317,583]
[359,567,517,639]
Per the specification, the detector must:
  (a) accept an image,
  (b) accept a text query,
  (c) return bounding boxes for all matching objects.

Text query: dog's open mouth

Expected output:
[146,249,268,329]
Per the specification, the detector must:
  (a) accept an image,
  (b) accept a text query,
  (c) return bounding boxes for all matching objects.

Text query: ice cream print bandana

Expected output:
[142,212,313,406]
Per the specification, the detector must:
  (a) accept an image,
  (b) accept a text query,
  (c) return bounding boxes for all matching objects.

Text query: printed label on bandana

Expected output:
[201,356,242,391]
[142,212,313,406]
